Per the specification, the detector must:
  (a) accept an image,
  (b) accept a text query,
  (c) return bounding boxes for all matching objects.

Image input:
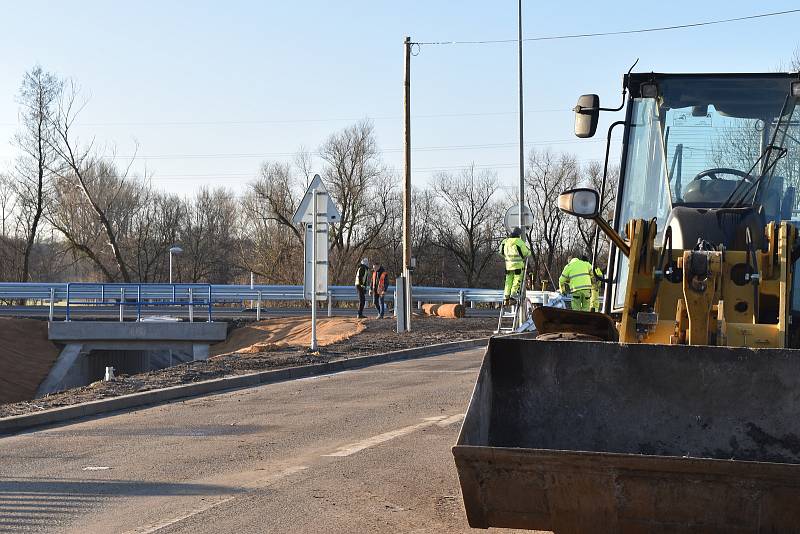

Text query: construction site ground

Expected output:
[0,315,495,418]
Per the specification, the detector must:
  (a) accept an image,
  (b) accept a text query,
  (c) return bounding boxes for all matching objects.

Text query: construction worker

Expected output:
[371,263,388,318]
[559,255,593,311]
[355,258,370,318]
[499,227,531,305]
[590,264,609,312]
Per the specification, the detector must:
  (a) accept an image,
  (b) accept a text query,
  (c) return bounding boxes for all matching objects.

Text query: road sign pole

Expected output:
[311,188,318,351]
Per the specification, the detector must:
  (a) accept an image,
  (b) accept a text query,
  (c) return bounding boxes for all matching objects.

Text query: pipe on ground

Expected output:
[420,303,465,318]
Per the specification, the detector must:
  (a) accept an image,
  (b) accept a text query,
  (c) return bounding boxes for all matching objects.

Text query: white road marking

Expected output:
[130,497,236,534]
[82,466,111,471]
[322,415,451,457]
[436,413,465,427]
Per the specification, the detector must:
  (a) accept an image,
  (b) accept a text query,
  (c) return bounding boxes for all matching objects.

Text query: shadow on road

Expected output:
[0,477,240,532]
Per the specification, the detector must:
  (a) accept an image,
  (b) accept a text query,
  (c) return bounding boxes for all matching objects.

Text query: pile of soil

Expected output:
[0,316,495,418]
[0,318,60,404]
[211,317,365,356]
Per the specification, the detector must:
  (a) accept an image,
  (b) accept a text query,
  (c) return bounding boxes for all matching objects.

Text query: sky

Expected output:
[1,1,799,199]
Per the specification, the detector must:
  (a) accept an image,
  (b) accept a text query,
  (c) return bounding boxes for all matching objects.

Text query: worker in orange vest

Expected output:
[371,263,388,319]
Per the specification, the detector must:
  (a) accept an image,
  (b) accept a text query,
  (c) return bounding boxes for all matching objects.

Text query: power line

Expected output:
[130,159,606,181]
[414,8,800,46]
[106,138,604,160]
[0,109,569,128]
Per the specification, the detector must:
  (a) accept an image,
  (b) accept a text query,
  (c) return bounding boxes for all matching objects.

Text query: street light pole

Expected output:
[518,0,525,233]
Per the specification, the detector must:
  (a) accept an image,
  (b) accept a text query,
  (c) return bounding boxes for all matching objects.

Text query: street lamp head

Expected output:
[169,246,183,255]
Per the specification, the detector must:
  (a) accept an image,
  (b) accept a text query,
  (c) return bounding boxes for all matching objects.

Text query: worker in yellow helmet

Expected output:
[499,227,531,305]
[559,255,593,311]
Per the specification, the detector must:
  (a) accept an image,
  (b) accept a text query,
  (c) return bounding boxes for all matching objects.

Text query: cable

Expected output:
[104,139,604,160]
[0,109,569,128]
[414,8,800,46]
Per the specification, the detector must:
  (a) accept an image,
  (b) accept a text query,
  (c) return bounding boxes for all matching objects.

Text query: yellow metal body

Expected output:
[617,218,797,348]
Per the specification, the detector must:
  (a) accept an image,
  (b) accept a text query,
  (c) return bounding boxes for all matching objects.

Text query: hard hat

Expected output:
[510,227,522,238]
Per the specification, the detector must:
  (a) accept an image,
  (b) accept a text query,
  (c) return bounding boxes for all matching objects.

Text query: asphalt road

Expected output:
[0,347,528,533]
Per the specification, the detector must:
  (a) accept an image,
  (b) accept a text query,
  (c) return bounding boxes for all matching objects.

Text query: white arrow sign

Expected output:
[292,174,342,224]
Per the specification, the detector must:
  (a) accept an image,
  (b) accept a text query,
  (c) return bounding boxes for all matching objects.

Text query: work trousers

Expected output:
[590,285,601,312]
[503,269,523,298]
[356,286,366,316]
[374,293,386,318]
[570,290,591,311]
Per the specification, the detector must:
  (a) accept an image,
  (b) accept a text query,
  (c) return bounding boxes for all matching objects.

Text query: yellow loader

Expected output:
[454,71,800,532]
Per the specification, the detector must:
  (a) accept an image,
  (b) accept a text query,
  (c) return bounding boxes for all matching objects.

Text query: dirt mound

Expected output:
[0,318,60,404]
[210,317,366,357]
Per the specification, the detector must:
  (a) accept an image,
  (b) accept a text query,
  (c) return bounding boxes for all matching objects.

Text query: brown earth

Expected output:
[0,318,60,404]
[210,317,365,356]
[0,315,495,418]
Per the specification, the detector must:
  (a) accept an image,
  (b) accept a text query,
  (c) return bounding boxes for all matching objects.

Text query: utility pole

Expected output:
[403,36,412,332]
[517,0,525,232]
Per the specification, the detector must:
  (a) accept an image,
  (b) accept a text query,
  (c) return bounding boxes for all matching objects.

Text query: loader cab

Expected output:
[583,73,800,313]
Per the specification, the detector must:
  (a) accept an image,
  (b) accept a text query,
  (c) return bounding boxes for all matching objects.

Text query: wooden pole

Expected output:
[403,36,412,333]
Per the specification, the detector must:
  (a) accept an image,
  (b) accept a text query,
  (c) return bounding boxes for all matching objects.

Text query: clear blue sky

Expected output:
[1,1,799,197]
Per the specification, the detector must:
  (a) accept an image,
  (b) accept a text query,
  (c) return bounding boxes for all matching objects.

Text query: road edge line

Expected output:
[0,337,489,435]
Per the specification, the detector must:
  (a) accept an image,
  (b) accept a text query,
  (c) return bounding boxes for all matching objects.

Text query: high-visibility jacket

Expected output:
[372,268,388,295]
[355,264,369,287]
[559,258,593,293]
[499,237,531,271]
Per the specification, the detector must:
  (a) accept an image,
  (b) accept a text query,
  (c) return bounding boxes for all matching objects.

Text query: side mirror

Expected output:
[573,94,600,138]
[558,188,599,218]
[558,187,631,257]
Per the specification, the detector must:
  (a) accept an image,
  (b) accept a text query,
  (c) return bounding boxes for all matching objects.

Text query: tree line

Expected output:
[0,66,615,290]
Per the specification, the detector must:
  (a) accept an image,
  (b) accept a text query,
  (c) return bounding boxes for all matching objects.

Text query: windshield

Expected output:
[613,74,800,309]
[618,75,800,236]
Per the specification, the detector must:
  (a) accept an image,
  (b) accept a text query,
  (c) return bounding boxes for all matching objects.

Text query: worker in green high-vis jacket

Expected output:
[499,227,531,305]
[559,255,594,311]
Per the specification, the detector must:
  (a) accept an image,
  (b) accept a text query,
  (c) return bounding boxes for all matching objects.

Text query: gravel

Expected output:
[0,316,494,418]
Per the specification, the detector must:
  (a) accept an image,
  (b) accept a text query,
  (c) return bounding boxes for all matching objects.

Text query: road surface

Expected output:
[0,346,524,533]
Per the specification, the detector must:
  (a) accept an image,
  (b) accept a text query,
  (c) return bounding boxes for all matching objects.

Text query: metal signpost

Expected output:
[292,174,341,351]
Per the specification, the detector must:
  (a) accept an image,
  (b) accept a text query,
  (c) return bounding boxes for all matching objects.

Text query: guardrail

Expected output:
[64,282,213,322]
[0,282,565,320]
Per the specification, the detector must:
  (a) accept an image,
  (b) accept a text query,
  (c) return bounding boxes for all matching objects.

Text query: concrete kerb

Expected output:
[0,337,489,435]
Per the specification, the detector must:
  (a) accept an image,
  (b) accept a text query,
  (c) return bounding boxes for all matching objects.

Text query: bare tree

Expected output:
[526,149,579,288]
[180,188,238,283]
[431,164,500,287]
[12,66,62,281]
[573,161,619,265]
[48,160,146,281]
[318,120,394,282]
[49,81,135,281]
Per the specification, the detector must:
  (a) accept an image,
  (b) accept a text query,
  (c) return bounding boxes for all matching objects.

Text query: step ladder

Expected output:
[495,257,530,334]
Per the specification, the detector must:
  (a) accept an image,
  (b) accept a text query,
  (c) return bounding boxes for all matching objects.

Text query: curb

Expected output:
[0,337,489,435]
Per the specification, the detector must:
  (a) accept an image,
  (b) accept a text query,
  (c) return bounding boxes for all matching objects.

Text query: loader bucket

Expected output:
[453,337,800,533]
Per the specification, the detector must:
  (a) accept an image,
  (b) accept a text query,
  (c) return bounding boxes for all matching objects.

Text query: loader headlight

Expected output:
[558,188,600,219]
